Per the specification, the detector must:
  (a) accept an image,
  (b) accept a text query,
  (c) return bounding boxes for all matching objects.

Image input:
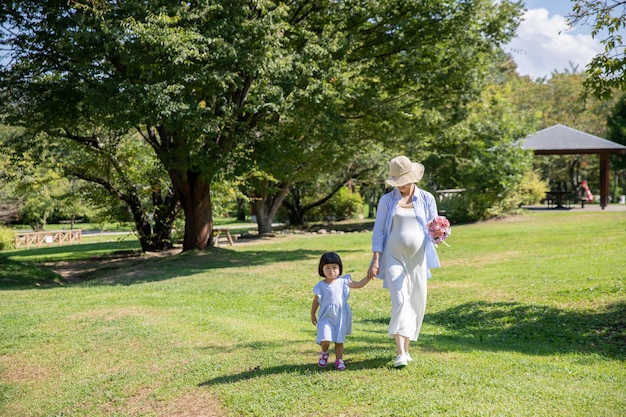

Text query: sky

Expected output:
[505,0,606,79]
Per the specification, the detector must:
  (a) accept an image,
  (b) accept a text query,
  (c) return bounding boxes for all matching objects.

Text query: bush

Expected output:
[438,193,492,224]
[309,187,363,221]
[0,226,16,251]
[517,170,549,205]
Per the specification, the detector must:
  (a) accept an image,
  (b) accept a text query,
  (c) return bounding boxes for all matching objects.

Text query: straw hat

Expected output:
[385,156,424,187]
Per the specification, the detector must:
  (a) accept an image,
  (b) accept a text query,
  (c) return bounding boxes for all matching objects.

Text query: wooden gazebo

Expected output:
[521,124,626,209]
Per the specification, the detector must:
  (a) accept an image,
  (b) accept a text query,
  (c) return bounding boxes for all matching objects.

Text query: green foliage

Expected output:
[606,94,626,200]
[426,84,534,222]
[14,167,68,231]
[211,174,247,218]
[437,194,479,224]
[308,186,364,222]
[0,0,525,250]
[568,1,626,99]
[516,170,550,205]
[0,226,15,250]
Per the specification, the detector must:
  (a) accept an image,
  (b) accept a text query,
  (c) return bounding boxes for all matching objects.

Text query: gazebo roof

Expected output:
[521,124,626,155]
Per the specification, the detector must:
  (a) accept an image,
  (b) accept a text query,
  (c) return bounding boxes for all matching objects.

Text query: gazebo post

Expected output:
[599,152,610,209]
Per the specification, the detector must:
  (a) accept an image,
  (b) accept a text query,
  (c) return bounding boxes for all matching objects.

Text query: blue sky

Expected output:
[505,0,607,78]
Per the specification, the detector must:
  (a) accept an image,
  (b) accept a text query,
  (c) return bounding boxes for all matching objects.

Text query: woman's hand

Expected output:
[367,262,379,279]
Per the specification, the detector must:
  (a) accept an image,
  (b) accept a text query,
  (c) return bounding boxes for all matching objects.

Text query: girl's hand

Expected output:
[311,316,318,326]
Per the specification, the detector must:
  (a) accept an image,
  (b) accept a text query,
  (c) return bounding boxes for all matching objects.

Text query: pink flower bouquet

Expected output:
[427,216,451,246]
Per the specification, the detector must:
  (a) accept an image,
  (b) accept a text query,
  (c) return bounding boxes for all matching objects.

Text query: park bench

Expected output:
[435,188,465,215]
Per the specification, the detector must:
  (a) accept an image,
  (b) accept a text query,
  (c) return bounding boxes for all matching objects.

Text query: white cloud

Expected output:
[505,8,602,79]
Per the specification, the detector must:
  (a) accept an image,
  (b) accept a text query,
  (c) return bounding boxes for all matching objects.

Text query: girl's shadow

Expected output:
[198,356,391,387]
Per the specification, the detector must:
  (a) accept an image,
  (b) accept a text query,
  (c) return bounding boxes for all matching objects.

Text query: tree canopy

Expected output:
[1,0,524,250]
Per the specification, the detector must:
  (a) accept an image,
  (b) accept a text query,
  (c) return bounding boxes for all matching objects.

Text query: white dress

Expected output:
[313,275,353,344]
[384,206,428,341]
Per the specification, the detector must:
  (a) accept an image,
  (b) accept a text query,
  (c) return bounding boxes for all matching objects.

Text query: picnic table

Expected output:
[545,190,587,209]
[212,228,235,246]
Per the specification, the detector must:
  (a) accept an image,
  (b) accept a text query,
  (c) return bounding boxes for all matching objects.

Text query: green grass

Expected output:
[0,211,624,416]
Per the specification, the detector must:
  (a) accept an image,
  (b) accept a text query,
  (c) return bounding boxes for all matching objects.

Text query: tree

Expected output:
[0,125,23,224]
[240,113,382,231]
[1,127,179,251]
[425,83,535,222]
[606,94,626,199]
[568,0,626,99]
[0,0,524,250]
[240,0,526,231]
[282,165,377,226]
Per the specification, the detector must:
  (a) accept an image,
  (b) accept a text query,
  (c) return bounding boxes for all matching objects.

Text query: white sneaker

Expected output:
[406,353,414,362]
[394,354,408,368]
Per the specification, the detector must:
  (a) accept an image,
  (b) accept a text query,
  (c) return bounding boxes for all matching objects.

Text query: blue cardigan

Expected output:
[371,187,441,283]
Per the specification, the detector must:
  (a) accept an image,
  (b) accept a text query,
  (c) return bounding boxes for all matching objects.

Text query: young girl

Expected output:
[311,252,372,370]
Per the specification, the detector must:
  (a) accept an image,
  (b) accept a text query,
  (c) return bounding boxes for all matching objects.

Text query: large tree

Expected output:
[0,0,523,251]
[237,0,526,231]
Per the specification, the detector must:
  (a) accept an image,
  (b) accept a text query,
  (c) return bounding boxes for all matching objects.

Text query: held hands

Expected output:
[367,261,379,280]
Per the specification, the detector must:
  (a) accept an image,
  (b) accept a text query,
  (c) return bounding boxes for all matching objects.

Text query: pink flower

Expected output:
[427,216,451,246]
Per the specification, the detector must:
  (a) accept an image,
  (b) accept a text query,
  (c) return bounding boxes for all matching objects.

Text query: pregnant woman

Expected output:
[367,156,441,368]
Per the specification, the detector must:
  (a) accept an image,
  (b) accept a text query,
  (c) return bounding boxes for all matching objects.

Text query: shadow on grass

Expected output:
[196,329,398,387]
[422,300,626,359]
[0,256,65,288]
[0,243,362,289]
[4,240,141,262]
[197,355,392,387]
[196,299,625,387]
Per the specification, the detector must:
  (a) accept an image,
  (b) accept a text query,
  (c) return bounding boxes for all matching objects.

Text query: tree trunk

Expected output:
[284,187,306,225]
[287,205,306,226]
[129,210,156,252]
[236,198,247,221]
[252,186,289,234]
[149,187,179,251]
[252,199,273,234]
[172,173,213,251]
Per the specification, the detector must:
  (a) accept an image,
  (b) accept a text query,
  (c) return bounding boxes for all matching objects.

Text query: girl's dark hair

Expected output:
[318,252,343,277]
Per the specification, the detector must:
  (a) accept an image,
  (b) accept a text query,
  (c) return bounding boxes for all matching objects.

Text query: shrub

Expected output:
[0,226,16,251]
[309,186,363,221]
[517,170,549,205]
[438,193,491,224]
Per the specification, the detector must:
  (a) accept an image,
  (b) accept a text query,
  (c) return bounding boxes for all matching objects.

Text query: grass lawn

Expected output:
[0,210,624,416]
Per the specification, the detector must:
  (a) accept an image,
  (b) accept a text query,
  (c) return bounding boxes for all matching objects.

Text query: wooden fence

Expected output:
[15,230,82,249]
